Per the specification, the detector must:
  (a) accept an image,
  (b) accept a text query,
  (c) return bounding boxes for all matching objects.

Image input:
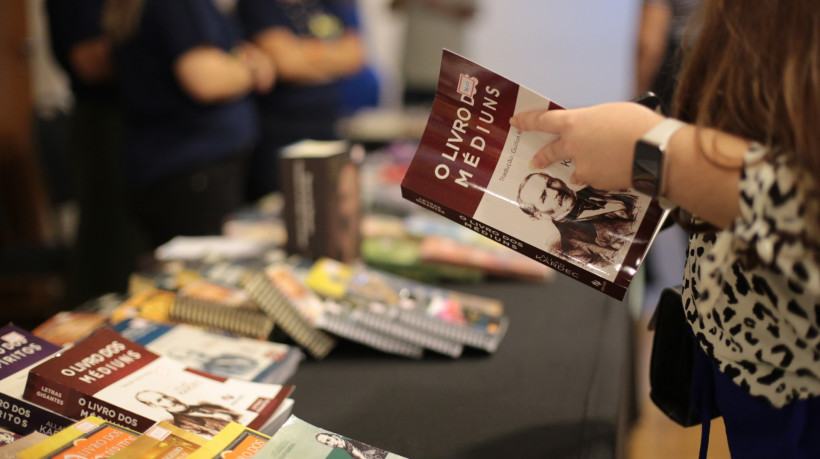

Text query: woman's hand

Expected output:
[510,102,664,191]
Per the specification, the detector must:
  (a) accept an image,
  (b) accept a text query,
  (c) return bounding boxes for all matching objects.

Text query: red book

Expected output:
[401,50,667,300]
[23,327,293,439]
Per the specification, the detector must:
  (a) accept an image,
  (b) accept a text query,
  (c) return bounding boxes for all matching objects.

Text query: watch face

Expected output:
[632,140,662,197]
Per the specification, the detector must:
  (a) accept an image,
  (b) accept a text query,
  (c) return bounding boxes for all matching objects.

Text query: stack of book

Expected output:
[115,252,512,360]
[0,323,403,457]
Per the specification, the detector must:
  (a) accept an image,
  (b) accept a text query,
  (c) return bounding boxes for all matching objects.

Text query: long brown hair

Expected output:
[672,0,820,237]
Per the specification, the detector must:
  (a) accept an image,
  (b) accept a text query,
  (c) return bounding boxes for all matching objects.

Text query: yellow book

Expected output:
[110,421,208,459]
[17,416,139,459]
[185,422,269,459]
[110,288,176,324]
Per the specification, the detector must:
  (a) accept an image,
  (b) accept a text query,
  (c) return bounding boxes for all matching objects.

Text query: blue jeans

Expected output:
[694,348,820,458]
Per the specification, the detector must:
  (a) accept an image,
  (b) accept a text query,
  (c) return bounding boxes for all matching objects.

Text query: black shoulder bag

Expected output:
[647,286,718,427]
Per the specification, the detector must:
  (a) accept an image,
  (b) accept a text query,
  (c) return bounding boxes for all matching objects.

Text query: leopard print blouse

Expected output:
[682,143,820,408]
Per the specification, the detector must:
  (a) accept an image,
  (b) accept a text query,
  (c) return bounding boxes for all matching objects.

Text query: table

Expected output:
[288,274,635,459]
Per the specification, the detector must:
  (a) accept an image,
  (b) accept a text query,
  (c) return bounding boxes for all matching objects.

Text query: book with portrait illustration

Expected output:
[279,139,363,264]
[401,50,668,300]
[255,415,408,459]
[22,326,295,439]
[16,416,140,459]
[110,318,303,385]
[0,324,75,437]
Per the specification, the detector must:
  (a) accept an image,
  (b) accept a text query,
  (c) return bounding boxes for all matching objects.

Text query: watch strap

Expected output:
[642,118,686,208]
[642,118,686,149]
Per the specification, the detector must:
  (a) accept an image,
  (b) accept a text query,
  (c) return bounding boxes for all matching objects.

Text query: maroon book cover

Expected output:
[23,327,294,438]
[401,50,666,300]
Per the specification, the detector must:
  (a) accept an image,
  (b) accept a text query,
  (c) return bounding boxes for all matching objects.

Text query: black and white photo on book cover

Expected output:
[401,50,667,300]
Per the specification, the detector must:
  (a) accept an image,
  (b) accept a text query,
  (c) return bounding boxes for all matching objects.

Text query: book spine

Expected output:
[400,186,627,300]
[0,393,73,436]
[24,371,155,433]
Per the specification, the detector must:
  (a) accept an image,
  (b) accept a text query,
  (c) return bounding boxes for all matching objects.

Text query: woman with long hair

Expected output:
[511,0,820,456]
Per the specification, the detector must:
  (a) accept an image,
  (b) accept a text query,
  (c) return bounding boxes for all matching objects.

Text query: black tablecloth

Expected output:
[288,274,635,459]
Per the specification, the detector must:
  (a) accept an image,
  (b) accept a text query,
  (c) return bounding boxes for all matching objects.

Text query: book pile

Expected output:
[0,322,406,457]
[113,251,511,360]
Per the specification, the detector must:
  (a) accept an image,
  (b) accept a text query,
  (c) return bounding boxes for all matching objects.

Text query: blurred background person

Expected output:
[237,0,367,202]
[633,0,700,314]
[45,0,145,306]
[635,0,701,114]
[335,0,381,116]
[390,0,477,107]
[101,0,274,250]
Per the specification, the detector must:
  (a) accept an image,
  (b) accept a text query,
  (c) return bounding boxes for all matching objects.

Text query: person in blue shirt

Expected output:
[102,0,275,248]
[45,0,144,305]
[237,0,366,202]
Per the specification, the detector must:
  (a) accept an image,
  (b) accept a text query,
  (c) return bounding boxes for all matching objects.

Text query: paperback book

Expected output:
[111,318,303,384]
[305,258,509,353]
[109,421,208,458]
[256,415,408,458]
[263,263,425,359]
[23,327,294,439]
[32,311,108,346]
[0,432,48,458]
[401,50,667,300]
[0,324,75,436]
[16,416,139,459]
[280,139,363,264]
[185,422,270,459]
[172,278,275,340]
[241,268,338,360]
[303,258,464,357]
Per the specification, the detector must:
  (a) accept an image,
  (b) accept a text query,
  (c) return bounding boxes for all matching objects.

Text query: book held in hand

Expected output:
[401,50,667,300]
[22,327,294,439]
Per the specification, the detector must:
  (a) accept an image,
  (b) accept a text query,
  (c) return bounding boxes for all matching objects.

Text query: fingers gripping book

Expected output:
[401,50,667,300]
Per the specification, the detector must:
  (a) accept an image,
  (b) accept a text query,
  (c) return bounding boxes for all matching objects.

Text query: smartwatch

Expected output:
[632,118,686,208]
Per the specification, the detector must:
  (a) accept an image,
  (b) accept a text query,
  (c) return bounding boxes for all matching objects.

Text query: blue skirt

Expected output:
[693,348,820,459]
